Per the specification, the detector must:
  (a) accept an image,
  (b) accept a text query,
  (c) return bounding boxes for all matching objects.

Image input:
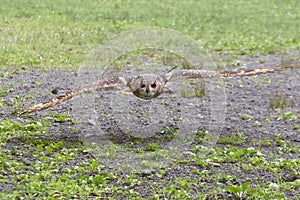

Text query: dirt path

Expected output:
[1,54,299,198]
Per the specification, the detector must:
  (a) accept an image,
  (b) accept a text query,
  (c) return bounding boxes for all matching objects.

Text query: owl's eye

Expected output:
[140,84,146,88]
[151,83,157,88]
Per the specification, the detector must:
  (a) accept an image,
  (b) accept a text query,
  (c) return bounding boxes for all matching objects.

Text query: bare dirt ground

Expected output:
[1,53,299,199]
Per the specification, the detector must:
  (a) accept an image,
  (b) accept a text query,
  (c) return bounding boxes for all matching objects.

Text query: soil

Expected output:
[1,53,299,199]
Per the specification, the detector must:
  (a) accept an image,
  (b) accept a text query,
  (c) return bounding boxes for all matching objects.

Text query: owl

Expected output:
[128,74,166,100]
[21,66,294,114]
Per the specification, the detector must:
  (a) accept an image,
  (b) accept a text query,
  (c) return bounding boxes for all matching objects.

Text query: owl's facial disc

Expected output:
[129,74,166,100]
[135,80,158,99]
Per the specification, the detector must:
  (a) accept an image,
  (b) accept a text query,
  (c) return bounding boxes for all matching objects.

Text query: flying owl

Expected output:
[21,66,294,114]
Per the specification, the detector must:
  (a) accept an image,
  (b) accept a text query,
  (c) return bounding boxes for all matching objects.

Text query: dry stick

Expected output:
[20,77,126,115]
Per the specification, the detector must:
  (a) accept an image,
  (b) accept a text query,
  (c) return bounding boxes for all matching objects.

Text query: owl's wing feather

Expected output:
[217,67,291,77]
[21,77,127,114]
[166,66,295,82]
[165,70,218,81]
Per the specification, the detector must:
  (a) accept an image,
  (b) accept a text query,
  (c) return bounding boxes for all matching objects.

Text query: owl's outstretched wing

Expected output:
[165,66,295,82]
[21,77,127,114]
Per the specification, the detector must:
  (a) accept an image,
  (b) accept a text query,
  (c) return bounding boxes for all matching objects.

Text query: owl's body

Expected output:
[21,65,295,114]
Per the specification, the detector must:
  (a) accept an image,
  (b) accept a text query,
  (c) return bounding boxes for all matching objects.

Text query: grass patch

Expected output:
[180,80,206,98]
[1,0,300,70]
[269,91,294,109]
[218,131,248,145]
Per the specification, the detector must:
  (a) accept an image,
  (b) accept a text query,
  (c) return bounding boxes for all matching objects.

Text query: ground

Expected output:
[0,53,299,199]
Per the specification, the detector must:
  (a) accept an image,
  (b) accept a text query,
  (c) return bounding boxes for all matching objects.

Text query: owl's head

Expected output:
[128,74,166,100]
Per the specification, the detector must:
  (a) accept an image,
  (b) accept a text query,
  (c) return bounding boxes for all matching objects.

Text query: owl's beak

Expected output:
[146,87,150,93]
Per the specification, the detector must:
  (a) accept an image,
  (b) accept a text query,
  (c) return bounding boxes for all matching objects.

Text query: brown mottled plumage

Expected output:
[20,77,127,114]
[21,66,295,114]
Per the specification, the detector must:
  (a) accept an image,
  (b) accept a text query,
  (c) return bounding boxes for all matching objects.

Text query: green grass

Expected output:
[1,0,300,70]
[0,116,299,198]
[218,131,248,145]
[269,90,294,109]
[1,0,300,199]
